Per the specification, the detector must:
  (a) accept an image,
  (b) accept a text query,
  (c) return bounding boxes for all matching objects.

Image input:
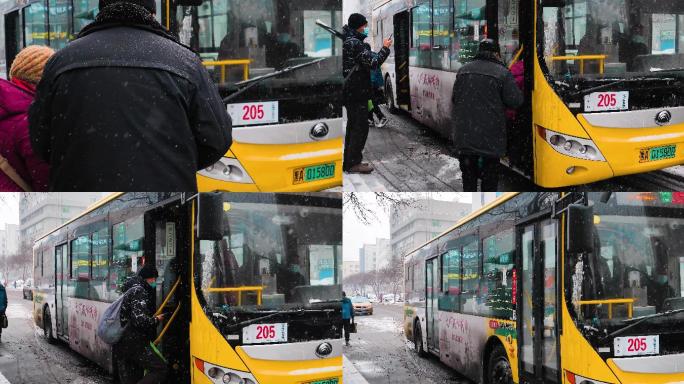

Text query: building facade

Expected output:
[470,192,506,212]
[390,199,471,258]
[19,193,105,250]
[343,259,360,278]
[360,238,390,273]
[0,223,19,258]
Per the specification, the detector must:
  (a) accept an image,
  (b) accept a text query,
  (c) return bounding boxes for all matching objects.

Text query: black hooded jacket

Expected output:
[342,25,390,104]
[29,2,232,192]
[119,275,157,343]
[451,53,524,158]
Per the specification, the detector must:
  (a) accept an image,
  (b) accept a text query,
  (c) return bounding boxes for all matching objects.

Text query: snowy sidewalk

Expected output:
[343,355,370,384]
[343,172,390,192]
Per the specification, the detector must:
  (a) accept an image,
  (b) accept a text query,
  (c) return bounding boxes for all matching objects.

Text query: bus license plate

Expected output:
[243,323,287,344]
[306,379,339,384]
[639,145,676,163]
[293,163,336,185]
[614,335,659,357]
[227,101,279,126]
[584,91,629,112]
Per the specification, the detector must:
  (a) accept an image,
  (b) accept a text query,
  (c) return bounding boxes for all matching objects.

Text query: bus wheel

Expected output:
[43,307,55,344]
[487,345,513,384]
[413,321,426,357]
[385,78,399,114]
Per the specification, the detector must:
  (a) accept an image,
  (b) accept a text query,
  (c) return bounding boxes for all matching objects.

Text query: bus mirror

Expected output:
[177,0,204,4]
[197,193,223,240]
[567,204,594,254]
[540,0,566,6]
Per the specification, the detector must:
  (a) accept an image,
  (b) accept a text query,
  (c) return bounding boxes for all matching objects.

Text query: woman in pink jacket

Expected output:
[0,45,53,191]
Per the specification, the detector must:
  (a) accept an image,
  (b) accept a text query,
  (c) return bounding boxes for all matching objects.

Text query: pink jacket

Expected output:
[506,60,525,121]
[0,78,49,191]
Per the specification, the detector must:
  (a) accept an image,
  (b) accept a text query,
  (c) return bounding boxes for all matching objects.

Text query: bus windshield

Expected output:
[195,194,342,342]
[538,0,684,85]
[567,192,684,354]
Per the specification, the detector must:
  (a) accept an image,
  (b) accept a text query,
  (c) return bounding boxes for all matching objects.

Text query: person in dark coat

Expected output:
[343,13,391,174]
[451,39,523,191]
[0,282,7,342]
[29,0,232,192]
[0,46,53,192]
[117,263,165,384]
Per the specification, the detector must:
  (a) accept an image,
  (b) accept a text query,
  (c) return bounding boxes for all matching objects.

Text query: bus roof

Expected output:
[404,192,520,258]
[33,192,125,244]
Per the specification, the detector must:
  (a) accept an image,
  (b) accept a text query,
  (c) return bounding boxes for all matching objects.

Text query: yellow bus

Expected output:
[32,192,343,384]
[404,192,684,384]
[4,0,343,192]
[371,0,684,188]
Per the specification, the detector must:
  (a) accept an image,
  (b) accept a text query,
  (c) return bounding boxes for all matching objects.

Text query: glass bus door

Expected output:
[426,257,440,353]
[517,220,559,384]
[55,243,68,339]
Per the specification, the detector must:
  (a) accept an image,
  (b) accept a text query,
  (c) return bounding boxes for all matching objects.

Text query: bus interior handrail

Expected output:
[202,59,252,82]
[154,302,182,346]
[578,298,636,319]
[155,278,180,317]
[204,286,264,306]
[550,54,608,75]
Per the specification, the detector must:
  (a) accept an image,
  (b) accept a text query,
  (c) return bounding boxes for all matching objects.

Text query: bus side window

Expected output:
[482,228,515,319]
[71,235,91,299]
[461,237,479,314]
[110,216,144,300]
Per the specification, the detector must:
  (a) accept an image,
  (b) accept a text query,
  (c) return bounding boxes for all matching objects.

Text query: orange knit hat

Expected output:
[9,45,55,84]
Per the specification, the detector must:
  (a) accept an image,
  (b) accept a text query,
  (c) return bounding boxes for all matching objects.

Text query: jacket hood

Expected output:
[0,78,33,119]
[343,25,367,41]
[121,275,148,293]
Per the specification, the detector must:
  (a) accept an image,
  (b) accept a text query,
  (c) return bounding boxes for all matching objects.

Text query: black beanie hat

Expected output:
[138,263,159,279]
[99,0,156,13]
[478,38,501,55]
[348,13,368,30]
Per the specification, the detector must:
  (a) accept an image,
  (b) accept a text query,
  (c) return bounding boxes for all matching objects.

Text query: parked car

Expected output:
[23,278,33,300]
[352,296,373,315]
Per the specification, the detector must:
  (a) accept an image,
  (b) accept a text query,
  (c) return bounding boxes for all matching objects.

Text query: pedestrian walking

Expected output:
[341,291,354,346]
[343,13,392,174]
[116,264,167,384]
[0,281,7,342]
[29,0,232,192]
[451,39,523,191]
[368,65,388,128]
[0,45,53,192]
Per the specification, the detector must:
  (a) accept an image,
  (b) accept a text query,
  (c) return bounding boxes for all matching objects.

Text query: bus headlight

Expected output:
[564,370,612,384]
[537,126,606,162]
[195,357,259,384]
[198,158,254,184]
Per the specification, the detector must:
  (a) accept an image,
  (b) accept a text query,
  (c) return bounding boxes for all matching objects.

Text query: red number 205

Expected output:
[255,325,276,340]
[242,105,265,120]
[627,337,647,352]
[597,93,617,107]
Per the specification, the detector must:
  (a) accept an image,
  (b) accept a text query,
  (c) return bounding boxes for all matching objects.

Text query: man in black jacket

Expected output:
[451,39,523,191]
[117,264,165,384]
[343,13,391,174]
[29,0,231,192]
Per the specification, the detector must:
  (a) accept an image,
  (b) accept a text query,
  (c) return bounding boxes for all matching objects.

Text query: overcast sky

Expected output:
[343,193,472,262]
[0,193,19,229]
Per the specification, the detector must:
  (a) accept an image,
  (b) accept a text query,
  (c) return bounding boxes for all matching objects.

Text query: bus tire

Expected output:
[413,320,426,357]
[385,77,399,114]
[43,307,55,344]
[486,345,513,384]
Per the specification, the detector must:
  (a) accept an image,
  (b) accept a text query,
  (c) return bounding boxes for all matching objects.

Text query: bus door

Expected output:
[426,257,440,353]
[4,9,21,72]
[55,243,68,339]
[148,202,189,383]
[393,10,411,110]
[517,220,559,384]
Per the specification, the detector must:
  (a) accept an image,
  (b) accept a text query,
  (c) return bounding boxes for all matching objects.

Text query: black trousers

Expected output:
[458,155,500,191]
[116,337,168,384]
[342,319,353,342]
[344,101,370,171]
[368,88,386,121]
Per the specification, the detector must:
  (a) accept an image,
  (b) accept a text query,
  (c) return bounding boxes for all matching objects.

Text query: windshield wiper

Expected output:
[223,57,328,103]
[604,308,684,340]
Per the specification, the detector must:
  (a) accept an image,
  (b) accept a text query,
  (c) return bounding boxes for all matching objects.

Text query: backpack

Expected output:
[97,290,131,344]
